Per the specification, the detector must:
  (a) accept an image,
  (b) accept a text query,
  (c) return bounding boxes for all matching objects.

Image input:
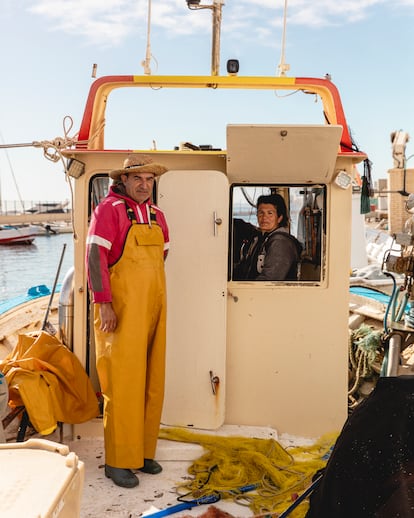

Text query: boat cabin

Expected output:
[61,74,366,438]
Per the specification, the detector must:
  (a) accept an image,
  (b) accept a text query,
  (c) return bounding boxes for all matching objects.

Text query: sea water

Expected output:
[0,233,74,303]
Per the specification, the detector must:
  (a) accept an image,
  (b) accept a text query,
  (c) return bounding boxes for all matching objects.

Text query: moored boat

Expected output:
[62,79,366,439]
[25,200,69,214]
[0,2,386,516]
[1,0,365,451]
[0,225,36,245]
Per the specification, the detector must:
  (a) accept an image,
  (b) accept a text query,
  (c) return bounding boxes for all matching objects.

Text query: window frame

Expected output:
[229,183,327,285]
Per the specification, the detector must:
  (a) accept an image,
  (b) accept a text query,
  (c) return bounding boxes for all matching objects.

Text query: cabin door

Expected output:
[157,170,228,429]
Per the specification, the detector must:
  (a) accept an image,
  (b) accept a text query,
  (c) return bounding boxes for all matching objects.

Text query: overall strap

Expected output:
[125,204,136,223]
[149,206,157,223]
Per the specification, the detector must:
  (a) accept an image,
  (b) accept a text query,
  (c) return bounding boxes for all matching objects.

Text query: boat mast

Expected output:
[0,131,25,213]
[186,0,224,76]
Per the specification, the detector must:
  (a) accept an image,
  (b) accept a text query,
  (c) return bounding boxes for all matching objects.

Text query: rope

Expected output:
[30,114,103,163]
[0,114,105,241]
[348,324,383,406]
[142,0,152,74]
[158,427,337,517]
[277,0,289,77]
[5,115,105,239]
[382,271,398,332]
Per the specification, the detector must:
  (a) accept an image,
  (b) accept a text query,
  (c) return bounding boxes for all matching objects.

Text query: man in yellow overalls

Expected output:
[86,154,170,488]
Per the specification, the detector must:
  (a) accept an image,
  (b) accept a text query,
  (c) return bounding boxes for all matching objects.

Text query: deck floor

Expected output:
[70,424,315,518]
[3,417,311,517]
[70,436,256,517]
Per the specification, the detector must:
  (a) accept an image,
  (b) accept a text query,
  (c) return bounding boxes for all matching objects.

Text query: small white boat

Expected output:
[0,225,36,245]
[28,222,73,235]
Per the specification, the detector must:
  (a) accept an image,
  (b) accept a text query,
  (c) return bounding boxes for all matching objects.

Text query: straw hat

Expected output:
[109,154,168,180]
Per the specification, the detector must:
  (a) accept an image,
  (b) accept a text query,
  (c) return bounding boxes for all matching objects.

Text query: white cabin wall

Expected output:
[70,149,355,440]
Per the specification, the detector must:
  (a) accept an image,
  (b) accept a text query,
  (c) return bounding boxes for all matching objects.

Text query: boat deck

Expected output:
[3,421,310,518]
[70,433,257,518]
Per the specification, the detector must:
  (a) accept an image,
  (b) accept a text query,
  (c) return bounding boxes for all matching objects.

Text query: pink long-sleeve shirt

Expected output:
[86,186,169,303]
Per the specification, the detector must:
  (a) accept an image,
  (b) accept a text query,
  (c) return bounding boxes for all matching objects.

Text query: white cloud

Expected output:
[28,0,210,45]
[26,0,407,46]
[29,0,148,45]
[240,0,389,28]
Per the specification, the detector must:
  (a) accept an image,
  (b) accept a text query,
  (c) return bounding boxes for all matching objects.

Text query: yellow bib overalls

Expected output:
[94,210,166,469]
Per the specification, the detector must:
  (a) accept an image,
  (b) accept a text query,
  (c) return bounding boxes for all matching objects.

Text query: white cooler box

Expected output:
[0,438,84,517]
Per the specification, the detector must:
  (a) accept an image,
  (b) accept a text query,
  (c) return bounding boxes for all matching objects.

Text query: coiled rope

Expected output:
[348,324,383,408]
[0,116,105,239]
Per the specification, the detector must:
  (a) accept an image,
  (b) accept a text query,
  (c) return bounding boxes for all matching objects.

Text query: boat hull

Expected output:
[0,236,35,245]
[0,226,36,245]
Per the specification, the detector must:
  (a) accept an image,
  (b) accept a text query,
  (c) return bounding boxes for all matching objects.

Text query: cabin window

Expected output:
[89,176,110,215]
[230,184,326,283]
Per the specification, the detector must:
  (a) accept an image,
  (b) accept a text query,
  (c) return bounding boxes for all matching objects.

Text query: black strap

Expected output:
[126,205,136,222]
[150,208,157,222]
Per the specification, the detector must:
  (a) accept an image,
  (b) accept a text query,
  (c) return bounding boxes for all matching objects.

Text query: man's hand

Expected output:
[99,302,117,333]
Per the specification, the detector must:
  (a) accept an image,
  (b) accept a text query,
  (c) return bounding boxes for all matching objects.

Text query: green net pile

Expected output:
[159,427,337,517]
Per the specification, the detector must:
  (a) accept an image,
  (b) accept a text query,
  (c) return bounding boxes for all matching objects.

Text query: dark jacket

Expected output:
[234,226,302,281]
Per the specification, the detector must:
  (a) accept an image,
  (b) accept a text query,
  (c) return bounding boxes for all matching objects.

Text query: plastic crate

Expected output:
[0,438,84,517]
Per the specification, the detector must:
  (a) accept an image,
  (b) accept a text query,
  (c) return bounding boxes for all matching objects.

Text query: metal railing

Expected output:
[0,200,71,215]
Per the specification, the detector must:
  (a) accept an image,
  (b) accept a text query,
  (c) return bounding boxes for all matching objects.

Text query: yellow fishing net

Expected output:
[158,427,338,517]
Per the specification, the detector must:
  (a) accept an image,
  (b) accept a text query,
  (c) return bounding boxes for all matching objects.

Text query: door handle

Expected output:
[213,211,222,236]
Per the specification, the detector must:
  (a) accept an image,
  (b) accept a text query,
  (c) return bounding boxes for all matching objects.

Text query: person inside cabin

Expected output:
[233,193,302,281]
[85,154,169,489]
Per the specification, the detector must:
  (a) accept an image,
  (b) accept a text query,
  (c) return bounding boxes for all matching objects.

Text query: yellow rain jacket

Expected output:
[0,331,99,435]
[94,219,167,469]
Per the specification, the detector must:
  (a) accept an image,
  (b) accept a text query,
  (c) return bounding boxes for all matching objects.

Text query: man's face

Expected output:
[257,203,283,232]
[121,172,155,203]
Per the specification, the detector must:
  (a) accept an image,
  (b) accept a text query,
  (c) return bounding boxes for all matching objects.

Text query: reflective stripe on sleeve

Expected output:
[86,234,112,250]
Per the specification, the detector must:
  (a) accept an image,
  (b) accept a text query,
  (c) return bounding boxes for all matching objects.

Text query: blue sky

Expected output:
[1,0,414,204]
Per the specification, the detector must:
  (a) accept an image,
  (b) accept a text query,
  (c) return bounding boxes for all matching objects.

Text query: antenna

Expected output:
[278,0,290,76]
[142,0,152,75]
